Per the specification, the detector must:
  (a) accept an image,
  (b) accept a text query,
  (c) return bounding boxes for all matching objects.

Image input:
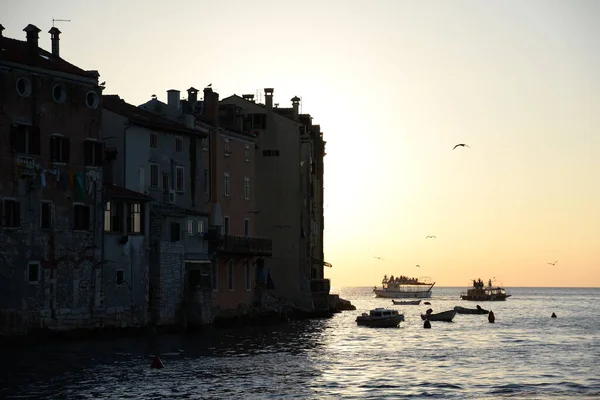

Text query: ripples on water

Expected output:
[2,287,600,399]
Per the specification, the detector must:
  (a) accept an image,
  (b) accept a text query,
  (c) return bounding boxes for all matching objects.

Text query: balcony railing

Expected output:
[217,234,272,257]
[311,278,331,294]
[15,155,39,176]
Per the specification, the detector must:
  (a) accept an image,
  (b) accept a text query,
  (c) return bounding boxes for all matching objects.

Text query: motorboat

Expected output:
[392,299,422,305]
[420,309,457,322]
[356,308,405,328]
[373,275,435,299]
[454,305,489,315]
[460,278,511,301]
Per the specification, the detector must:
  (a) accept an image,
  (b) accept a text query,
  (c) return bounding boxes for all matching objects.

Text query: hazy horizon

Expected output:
[4,0,599,287]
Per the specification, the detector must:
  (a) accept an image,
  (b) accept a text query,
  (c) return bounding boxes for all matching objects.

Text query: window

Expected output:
[244,177,250,200]
[175,166,184,192]
[116,270,124,285]
[84,140,103,166]
[245,261,252,291]
[204,169,210,194]
[244,145,250,161]
[40,201,52,229]
[51,135,70,163]
[150,132,158,148]
[224,216,230,235]
[212,262,218,291]
[175,136,183,152]
[2,199,21,228]
[251,114,267,129]
[52,84,66,103]
[86,91,100,109]
[202,137,208,151]
[28,262,40,284]
[9,124,40,155]
[73,204,90,230]
[244,218,249,237]
[104,201,124,232]
[188,269,201,288]
[128,203,142,233]
[150,164,159,188]
[16,77,32,97]
[228,260,234,291]
[224,138,231,155]
[262,149,280,157]
[162,173,170,192]
[197,220,205,235]
[224,173,230,197]
[170,222,181,242]
[187,219,195,235]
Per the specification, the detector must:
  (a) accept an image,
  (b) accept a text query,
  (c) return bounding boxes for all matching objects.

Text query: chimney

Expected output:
[291,96,301,121]
[48,27,61,57]
[242,94,255,103]
[167,89,180,113]
[202,87,220,125]
[23,24,41,54]
[187,87,198,107]
[264,88,274,110]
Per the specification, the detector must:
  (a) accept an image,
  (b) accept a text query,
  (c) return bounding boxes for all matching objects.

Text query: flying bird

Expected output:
[547,260,558,266]
[416,264,421,268]
[374,257,385,260]
[453,143,470,150]
[426,236,436,239]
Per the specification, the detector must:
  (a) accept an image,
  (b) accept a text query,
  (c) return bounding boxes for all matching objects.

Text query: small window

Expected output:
[204,169,210,194]
[73,204,90,230]
[244,218,249,237]
[245,261,251,291]
[244,144,250,161]
[105,201,124,232]
[212,262,218,291]
[16,77,32,97]
[244,177,250,200]
[223,216,230,235]
[52,84,67,103]
[2,199,21,228]
[170,222,181,242]
[84,140,103,166]
[197,220,205,235]
[86,91,100,109]
[228,260,234,291]
[128,203,142,233]
[224,173,230,197]
[262,149,280,157]
[51,135,70,163]
[175,136,183,152]
[202,137,208,151]
[187,219,195,236]
[251,114,267,129]
[10,124,40,155]
[175,166,184,192]
[40,201,52,229]
[150,164,159,188]
[116,270,124,285]
[224,138,231,155]
[150,132,158,148]
[28,262,40,284]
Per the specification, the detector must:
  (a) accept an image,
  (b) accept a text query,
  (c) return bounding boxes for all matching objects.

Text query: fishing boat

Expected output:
[392,299,422,305]
[460,278,511,301]
[454,305,489,315]
[421,309,457,322]
[356,308,405,328]
[373,275,435,299]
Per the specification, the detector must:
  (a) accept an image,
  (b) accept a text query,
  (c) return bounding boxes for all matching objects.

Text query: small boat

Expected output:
[373,274,435,299]
[454,305,489,315]
[392,299,422,305]
[356,308,405,328]
[421,309,457,322]
[460,278,511,301]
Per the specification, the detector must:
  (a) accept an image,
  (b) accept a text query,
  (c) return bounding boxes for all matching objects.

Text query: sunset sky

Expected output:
[4,0,599,287]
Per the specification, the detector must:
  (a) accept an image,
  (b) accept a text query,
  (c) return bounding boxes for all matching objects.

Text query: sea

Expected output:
[1,286,599,399]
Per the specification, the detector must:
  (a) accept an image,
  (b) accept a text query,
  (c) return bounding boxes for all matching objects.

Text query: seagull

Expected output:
[207,83,212,87]
[547,260,558,266]
[426,236,436,239]
[416,264,421,268]
[453,143,470,150]
[374,257,385,260]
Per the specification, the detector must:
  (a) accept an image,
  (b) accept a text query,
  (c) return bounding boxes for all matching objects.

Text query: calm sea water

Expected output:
[2,287,600,399]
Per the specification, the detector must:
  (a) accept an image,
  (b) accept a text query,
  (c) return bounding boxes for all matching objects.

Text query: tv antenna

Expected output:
[52,18,71,27]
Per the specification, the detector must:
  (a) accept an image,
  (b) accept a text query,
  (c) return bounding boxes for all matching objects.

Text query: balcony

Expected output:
[15,155,40,176]
[216,234,272,257]
[311,278,331,294]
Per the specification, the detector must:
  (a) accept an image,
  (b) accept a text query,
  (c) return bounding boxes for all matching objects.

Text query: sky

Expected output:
[3,0,599,287]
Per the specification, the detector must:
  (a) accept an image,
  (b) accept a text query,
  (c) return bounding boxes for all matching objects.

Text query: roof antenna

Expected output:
[52,18,71,27]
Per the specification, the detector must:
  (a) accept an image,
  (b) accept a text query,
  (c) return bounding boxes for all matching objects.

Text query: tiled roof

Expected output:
[103,95,203,136]
[0,36,98,79]
[107,185,153,201]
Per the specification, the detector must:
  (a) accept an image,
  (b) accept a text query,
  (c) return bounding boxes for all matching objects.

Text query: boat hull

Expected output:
[460,294,511,301]
[421,310,457,322]
[356,315,405,328]
[374,289,432,299]
[454,306,489,314]
[392,299,422,305]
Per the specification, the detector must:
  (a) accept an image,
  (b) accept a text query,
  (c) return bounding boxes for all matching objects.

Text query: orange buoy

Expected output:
[151,356,164,369]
